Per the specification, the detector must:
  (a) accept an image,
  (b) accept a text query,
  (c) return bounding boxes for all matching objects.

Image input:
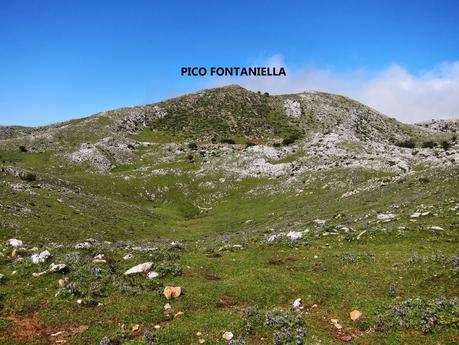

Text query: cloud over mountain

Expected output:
[209,55,459,123]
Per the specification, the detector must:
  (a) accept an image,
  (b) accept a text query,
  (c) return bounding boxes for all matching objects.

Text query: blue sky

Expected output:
[1,0,458,126]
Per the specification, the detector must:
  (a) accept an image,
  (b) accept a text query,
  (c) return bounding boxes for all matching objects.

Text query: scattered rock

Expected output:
[350,310,362,321]
[154,325,161,330]
[74,242,91,249]
[7,239,23,248]
[356,230,367,240]
[163,303,172,313]
[31,250,52,264]
[377,213,396,222]
[58,278,68,288]
[313,219,326,226]
[174,311,184,318]
[32,270,48,277]
[222,331,233,341]
[292,298,303,310]
[330,319,342,330]
[147,271,159,280]
[131,324,140,333]
[430,225,444,231]
[93,254,107,264]
[123,254,133,260]
[287,231,303,241]
[410,212,421,218]
[50,331,64,337]
[267,234,281,242]
[124,262,153,275]
[163,286,182,300]
[49,263,68,273]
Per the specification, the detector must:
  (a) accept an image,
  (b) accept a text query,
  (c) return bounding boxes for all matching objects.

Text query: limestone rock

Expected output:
[222,331,233,341]
[31,250,52,264]
[124,262,153,275]
[7,239,23,248]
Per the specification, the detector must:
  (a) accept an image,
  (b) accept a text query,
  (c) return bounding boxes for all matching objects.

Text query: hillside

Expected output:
[0,86,458,345]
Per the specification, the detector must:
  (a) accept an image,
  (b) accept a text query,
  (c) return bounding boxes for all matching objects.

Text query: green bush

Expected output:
[282,134,299,146]
[396,139,416,148]
[187,142,198,150]
[21,173,37,182]
[220,138,236,145]
[421,141,437,149]
[441,140,451,151]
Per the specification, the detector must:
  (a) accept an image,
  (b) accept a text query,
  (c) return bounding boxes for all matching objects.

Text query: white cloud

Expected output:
[208,55,459,123]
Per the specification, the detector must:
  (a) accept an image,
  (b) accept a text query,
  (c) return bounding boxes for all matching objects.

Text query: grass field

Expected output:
[0,148,458,344]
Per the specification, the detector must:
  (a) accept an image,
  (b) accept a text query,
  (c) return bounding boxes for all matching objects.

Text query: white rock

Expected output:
[356,230,367,240]
[331,319,343,330]
[32,270,47,277]
[222,331,233,341]
[292,298,302,309]
[7,239,23,248]
[124,262,153,275]
[74,242,91,249]
[31,250,51,264]
[410,212,421,218]
[164,303,172,312]
[123,254,134,260]
[313,219,326,226]
[93,259,107,264]
[93,254,107,263]
[287,231,303,241]
[147,271,159,279]
[430,226,444,231]
[377,213,396,222]
[49,263,67,273]
[267,234,280,242]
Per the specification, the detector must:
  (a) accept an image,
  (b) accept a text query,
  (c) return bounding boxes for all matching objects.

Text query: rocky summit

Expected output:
[0,85,458,344]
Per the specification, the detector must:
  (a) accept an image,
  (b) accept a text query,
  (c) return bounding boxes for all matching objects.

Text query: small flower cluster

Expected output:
[241,306,306,344]
[387,296,459,333]
[265,308,306,344]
